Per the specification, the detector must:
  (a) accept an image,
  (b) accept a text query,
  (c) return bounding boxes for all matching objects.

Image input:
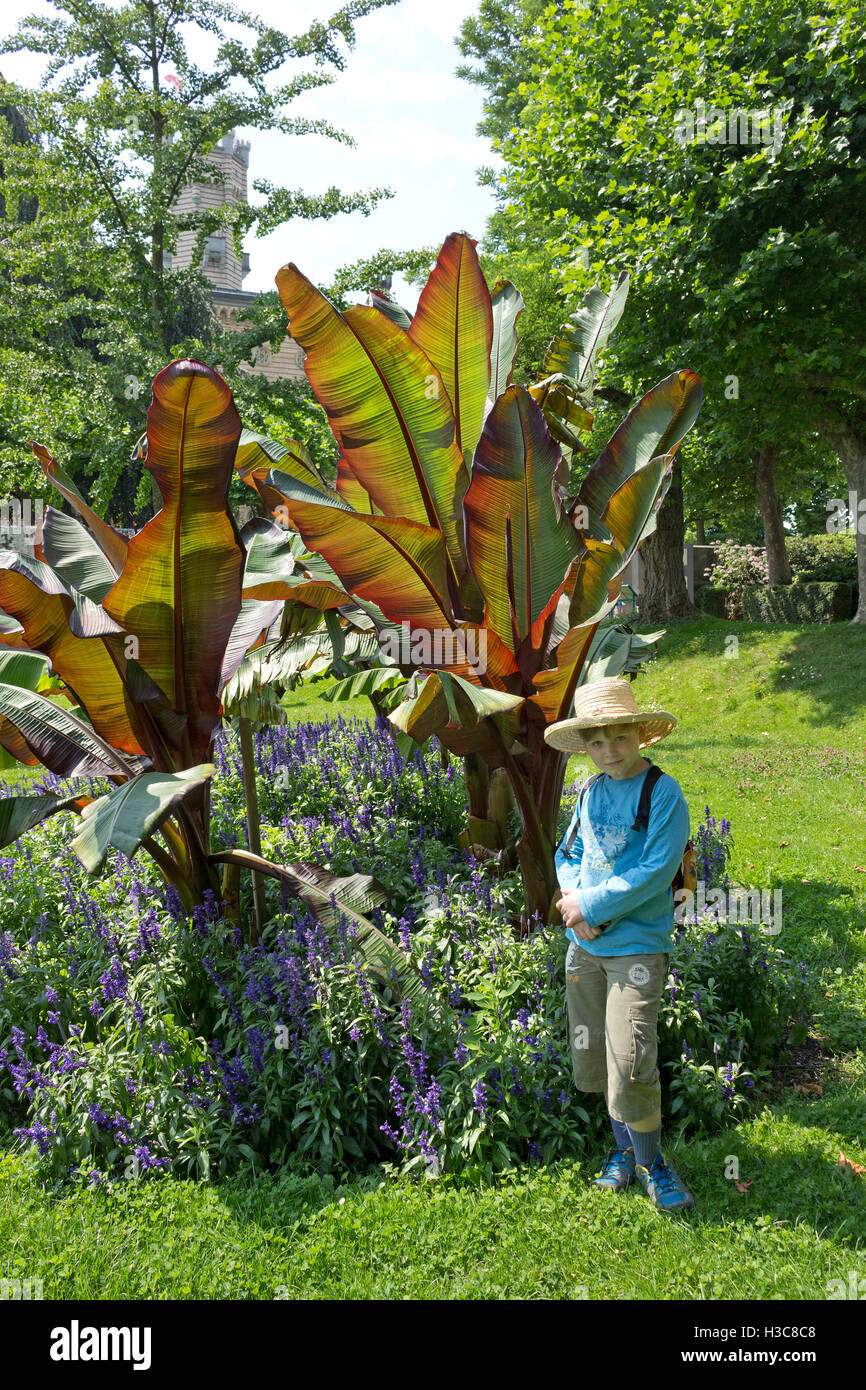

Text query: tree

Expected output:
[459,0,866,616]
[0,0,397,519]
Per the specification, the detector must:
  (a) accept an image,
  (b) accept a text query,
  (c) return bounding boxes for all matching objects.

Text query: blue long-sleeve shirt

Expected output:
[554,762,690,956]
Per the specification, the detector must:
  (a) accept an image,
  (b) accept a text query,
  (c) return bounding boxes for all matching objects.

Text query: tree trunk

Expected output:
[816,421,866,624]
[695,516,705,545]
[637,459,696,622]
[753,444,792,584]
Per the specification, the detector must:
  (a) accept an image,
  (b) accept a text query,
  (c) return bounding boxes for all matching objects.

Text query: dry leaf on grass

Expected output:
[734,1178,754,1194]
[793,1082,823,1096]
[839,1151,866,1176]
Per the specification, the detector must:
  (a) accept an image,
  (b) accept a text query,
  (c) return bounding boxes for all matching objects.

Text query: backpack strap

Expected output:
[563,772,604,854]
[632,762,664,832]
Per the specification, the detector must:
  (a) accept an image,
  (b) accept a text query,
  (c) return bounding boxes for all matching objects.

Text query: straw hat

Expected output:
[543,677,676,754]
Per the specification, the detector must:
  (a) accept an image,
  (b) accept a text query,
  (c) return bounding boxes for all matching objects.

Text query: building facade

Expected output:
[167,131,306,384]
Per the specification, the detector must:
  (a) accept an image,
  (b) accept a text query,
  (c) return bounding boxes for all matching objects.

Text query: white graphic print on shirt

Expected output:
[582,784,632,878]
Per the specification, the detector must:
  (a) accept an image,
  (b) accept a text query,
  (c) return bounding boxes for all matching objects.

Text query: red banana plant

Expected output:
[0,361,432,1007]
[233,233,702,933]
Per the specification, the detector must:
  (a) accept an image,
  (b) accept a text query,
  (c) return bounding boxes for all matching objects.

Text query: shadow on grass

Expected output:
[761,628,866,729]
[657,1098,866,1248]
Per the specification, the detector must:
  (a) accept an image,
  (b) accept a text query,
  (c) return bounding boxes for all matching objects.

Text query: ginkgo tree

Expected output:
[234,232,702,932]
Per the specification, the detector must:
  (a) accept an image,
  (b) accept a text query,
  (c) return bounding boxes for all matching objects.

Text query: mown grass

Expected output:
[2,616,865,1300]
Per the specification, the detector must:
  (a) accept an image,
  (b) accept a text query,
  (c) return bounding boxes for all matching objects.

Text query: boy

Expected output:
[544,676,695,1213]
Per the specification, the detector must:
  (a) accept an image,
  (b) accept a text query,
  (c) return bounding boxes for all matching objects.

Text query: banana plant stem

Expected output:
[238,715,266,947]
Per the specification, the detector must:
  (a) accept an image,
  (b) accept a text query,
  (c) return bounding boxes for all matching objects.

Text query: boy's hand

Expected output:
[557,890,602,939]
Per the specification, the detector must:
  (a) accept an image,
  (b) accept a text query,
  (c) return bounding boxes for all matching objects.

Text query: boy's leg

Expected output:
[602,951,669,1132]
[564,940,608,1095]
[604,952,695,1211]
[565,945,635,1191]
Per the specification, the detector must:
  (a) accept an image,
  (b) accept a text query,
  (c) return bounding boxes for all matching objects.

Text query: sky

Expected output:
[0,0,502,308]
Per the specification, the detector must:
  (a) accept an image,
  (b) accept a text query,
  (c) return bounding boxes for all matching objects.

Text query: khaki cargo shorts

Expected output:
[564,940,670,1125]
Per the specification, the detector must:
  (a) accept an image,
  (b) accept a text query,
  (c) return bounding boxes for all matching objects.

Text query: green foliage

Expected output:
[740,582,853,624]
[696,586,727,619]
[787,531,859,587]
[324,246,439,311]
[663,922,808,1130]
[460,0,866,544]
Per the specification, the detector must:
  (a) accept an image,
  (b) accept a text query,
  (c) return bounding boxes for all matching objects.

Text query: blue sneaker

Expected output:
[592,1145,636,1192]
[634,1153,695,1212]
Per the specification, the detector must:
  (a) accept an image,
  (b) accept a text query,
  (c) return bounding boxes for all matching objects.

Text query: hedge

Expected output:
[740,582,853,623]
[696,586,727,618]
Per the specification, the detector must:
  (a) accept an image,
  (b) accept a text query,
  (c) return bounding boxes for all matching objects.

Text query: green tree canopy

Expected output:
[458,0,865,608]
[0,0,398,521]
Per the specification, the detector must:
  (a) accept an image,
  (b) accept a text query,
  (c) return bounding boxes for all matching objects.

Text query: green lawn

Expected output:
[2,616,865,1300]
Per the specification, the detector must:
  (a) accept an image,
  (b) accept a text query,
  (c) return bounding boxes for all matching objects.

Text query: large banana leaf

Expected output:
[388,669,524,743]
[576,370,702,537]
[235,429,332,494]
[102,361,245,764]
[0,609,26,645]
[71,764,215,873]
[0,551,144,755]
[221,634,334,711]
[0,792,94,848]
[31,443,128,575]
[528,272,630,454]
[539,271,629,399]
[407,232,493,468]
[320,665,409,705]
[528,623,598,725]
[334,454,381,514]
[368,287,413,330]
[0,681,136,778]
[275,263,470,589]
[209,848,448,1023]
[463,386,581,653]
[0,648,53,769]
[220,600,283,690]
[487,279,524,406]
[262,490,454,632]
[36,507,118,602]
[581,624,664,684]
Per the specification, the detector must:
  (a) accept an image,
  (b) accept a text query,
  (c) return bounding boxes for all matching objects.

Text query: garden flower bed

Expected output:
[0,716,809,1189]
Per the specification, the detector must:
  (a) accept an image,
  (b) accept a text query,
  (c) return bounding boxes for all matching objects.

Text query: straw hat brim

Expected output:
[544,710,677,754]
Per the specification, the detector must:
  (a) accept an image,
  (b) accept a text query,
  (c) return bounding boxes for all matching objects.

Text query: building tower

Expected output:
[168,131,305,383]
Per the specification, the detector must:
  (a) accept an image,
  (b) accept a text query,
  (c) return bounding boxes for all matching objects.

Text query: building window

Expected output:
[204,235,226,269]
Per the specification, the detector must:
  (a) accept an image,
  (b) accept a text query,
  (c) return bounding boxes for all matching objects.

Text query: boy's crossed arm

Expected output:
[556,890,603,940]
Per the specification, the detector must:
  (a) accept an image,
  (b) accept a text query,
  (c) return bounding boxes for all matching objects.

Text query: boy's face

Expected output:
[581,722,647,780]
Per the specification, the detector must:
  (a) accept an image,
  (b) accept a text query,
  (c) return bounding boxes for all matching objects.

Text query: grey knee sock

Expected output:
[609,1115,632,1151]
[627,1123,662,1167]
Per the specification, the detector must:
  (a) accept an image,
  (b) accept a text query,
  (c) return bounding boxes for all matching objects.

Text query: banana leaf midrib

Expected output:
[342,308,450,543]
[171,375,192,715]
